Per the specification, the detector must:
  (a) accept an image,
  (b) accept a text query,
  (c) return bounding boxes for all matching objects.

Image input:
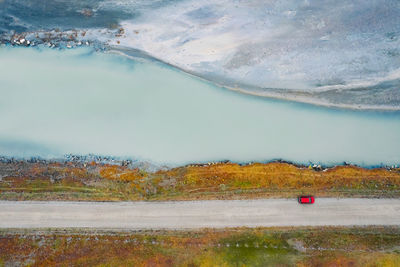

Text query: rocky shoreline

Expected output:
[0,29,106,50]
[1,154,399,174]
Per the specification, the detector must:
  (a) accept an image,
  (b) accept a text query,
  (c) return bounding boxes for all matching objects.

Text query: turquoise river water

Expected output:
[0,47,399,166]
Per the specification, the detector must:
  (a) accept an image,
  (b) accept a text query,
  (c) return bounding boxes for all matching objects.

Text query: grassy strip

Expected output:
[0,227,399,266]
[2,187,400,201]
[1,161,400,201]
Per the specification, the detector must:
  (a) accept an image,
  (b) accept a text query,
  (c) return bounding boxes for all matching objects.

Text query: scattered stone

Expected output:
[287,238,307,252]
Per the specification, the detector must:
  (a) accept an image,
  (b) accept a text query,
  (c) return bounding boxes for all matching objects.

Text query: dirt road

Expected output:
[1,199,399,229]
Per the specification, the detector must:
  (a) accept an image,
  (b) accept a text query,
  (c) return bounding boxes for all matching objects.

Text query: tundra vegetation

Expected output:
[0,227,399,266]
[0,160,399,201]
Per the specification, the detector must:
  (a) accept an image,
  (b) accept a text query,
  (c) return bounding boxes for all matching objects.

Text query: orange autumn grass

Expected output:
[99,162,400,195]
[2,161,400,201]
[99,165,145,182]
[172,162,400,190]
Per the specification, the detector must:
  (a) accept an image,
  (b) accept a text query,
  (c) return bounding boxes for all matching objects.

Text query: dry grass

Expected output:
[175,162,400,190]
[0,227,399,266]
[1,161,399,201]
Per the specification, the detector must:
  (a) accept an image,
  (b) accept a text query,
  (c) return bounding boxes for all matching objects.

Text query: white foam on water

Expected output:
[0,47,399,166]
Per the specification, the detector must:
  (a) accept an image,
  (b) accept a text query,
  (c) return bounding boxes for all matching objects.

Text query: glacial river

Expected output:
[0,47,399,166]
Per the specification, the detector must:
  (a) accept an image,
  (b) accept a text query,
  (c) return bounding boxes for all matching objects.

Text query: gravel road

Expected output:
[1,199,399,229]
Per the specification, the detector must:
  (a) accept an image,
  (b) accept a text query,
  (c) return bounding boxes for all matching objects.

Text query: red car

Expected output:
[298,195,315,204]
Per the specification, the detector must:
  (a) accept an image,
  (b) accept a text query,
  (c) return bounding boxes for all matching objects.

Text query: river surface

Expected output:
[1,0,400,110]
[0,47,399,166]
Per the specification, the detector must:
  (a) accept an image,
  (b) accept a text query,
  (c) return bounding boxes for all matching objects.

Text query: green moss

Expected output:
[215,233,297,267]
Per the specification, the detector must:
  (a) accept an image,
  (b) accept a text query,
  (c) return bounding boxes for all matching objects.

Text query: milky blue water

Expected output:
[1,0,400,109]
[0,47,399,166]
